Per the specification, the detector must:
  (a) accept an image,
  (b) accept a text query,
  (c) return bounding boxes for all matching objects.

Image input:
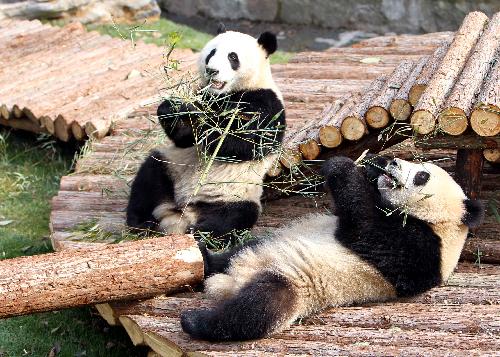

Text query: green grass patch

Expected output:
[86,18,293,64]
[0,130,140,356]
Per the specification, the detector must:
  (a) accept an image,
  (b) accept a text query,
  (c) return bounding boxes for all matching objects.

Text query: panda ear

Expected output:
[462,199,484,228]
[217,23,226,34]
[258,32,277,56]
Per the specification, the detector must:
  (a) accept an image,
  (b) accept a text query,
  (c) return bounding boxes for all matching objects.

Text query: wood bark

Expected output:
[366,60,415,128]
[0,234,203,318]
[455,149,484,200]
[470,52,500,137]
[299,139,321,160]
[390,56,429,121]
[85,117,113,139]
[340,76,388,141]
[409,42,451,106]
[71,121,87,141]
[411,12,489,134]
[439,13,500,135]
[414,133,499,149]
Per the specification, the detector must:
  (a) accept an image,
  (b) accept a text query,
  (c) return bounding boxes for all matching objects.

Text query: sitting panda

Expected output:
[126,27,286,242]
[180,155,484,341]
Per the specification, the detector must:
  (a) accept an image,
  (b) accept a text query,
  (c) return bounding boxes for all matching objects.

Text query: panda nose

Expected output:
[389,159,398,167]
[205,67,219,76]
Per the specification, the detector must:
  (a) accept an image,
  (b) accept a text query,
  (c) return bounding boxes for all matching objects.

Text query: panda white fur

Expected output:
[180,155,484,341]
[126,27,286,242]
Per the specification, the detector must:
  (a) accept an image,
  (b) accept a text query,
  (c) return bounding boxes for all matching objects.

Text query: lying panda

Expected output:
[181,155,484,341]
[126,28,286,241]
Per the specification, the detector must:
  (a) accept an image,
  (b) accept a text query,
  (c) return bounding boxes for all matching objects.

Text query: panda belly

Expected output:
[205,214,396,316]
[152,145,275,234]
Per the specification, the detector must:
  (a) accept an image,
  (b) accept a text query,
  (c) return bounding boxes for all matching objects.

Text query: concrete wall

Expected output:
[159,0,500,33]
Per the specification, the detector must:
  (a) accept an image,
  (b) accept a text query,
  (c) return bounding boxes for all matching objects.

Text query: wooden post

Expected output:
[455,149,484,200]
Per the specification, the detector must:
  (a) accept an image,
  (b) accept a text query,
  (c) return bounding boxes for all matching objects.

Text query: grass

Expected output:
[86,18,293,64]
[0,131,145,356]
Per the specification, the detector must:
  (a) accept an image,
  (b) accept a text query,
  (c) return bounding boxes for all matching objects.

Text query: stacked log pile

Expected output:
[0,19,197,141]
[279,11,500,169]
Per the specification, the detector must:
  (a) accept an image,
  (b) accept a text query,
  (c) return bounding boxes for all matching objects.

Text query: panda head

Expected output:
[374,158,483,228]
[198,27,277,94]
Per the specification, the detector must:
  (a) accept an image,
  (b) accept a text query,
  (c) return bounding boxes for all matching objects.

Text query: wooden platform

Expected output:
[42,29,500,355]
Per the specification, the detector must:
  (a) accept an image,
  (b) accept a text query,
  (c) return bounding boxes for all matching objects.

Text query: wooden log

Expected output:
[461,237,500,264]
[410,12,489,134]
[366,60,415,128]
[54,115,73,142]
[353,32,454,49]
[455,149,484,200]
[390,56,429,121]
[279,148,302,169]
[470,54,500,137]
[0,117,47,134]
[483,148,500,163]
[409,42,451,106]
[438,13,500,135]
[341,76,388,140]
[414,133,499,149]
[71,121,87,141]
[39,115,55,135]
[0,234,203,318]
[0,104,9,119]
[85,117,113,139]
[299,139,321,160]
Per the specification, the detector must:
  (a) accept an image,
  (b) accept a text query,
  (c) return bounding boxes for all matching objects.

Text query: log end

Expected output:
[119,315,145,346]
[366,106,390,129]
[483,148,500,163]
[54,115,72,142]
[279,148,302,168]
[299,139,321,160]
[470,106,500,137]
[319,125,343,148]
[72,122,87,141]
[12,105,24,119]
[40,116,55,135]
[410,110,435,135]
[341,116,366,141]
[438,108,468,136]
[390,99,413,121]
[409,84,426,106]
[95,303,118,326]
[0,104,9,120]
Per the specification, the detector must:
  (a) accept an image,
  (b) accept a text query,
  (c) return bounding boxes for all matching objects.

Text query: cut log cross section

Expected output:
[411,12,489,134]
[366,60,415,128]
[439,12,500,135]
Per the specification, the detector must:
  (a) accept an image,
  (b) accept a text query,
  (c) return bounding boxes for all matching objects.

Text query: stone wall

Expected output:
[0,0,160,23]
[159,0,500,33]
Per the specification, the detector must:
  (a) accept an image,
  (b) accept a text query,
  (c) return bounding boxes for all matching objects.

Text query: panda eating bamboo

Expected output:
[180,155,484,342]
[126,27,286,242]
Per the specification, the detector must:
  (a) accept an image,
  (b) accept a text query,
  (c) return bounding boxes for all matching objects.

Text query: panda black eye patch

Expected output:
[413,171,430,186]
[228,52,240,70]
[205,48,216,65]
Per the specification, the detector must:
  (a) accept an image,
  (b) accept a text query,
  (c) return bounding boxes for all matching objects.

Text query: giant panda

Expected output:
[180,155,484,341]
[126,27,286,242]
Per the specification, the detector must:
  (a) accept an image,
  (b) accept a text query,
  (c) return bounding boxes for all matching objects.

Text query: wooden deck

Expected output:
[39,29,500,355]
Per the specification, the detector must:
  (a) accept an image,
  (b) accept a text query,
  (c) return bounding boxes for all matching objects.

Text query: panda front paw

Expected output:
[320,156,355,178]
[363,154,389,182]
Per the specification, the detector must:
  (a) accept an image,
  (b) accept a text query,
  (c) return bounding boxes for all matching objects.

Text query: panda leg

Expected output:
[126,151,175,233]
[181,272,299,341]
[192,201,260,245]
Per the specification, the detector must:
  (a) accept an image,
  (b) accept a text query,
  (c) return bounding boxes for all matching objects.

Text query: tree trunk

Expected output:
[390,56,429,121]
[340,76,387,141]
[409,41,451,106]
[366,60,415,128]
[470,53,500,137]
[439,13,500,135]
[411,12,488,134]
[0,234,203,318]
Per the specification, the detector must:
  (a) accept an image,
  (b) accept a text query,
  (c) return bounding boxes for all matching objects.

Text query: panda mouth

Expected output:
[382,172,404,189]
[210,80,226,90]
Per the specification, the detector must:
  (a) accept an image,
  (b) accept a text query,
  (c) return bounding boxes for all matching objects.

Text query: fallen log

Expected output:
[411,12,489,134]
[0,234,203,318]
[439,13,500,135]
[390,56,429,121]
[470,53,500,137]
[366,60,415,128]
[340,76,387,141]
[409,42,451,106]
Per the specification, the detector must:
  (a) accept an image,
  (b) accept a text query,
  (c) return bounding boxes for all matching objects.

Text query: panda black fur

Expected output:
[126,29,286,241]
[180,155,484,341]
